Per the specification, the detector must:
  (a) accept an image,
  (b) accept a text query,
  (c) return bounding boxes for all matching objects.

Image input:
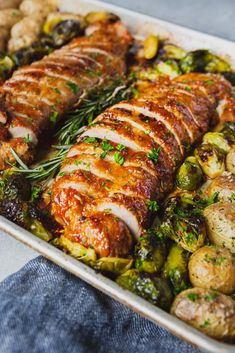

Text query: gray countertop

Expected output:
[0,0,234,282]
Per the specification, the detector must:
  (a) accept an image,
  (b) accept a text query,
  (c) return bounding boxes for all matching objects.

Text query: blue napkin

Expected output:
[0,256,199,353]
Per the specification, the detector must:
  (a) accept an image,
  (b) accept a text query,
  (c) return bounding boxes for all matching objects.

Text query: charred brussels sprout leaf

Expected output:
[134,232,168,274]
[51,20,84,47]
[194,143,226,178]
[176,156,204,191]
[144,35,159,60]
[156,59,181,78]
[85,11,119,24]
[116,269,173,310]
[93,257,133,275]
[163,243,190,295]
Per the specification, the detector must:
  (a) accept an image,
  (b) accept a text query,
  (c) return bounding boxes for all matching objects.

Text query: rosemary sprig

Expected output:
[12,79,132,183]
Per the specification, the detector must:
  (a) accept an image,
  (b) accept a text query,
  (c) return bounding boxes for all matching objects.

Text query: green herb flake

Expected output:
[24,134,30,144]
[147,147,161,164]
[58,171,67,177]
[31,186,41,203]
[84,137,98,144]
[66,81,79,94]
[146,200,160,212]
[116,144,126,152]
[50,111,59,124]
[100,139,114,158]
[204,79,214,85]
[114,151,125,166]
[187,292,199,302]
[52,87,61,94]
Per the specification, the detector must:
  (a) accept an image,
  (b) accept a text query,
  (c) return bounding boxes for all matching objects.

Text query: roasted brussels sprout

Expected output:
[194,143,225,178]
[175,156,204,191]
[85,11,119,24]
[117,269,173,310]
[1,172,31,201]
[163,243,190,294]
[202,132,231,153]
[134,232,168,274]
[30,219,53,242]
[144,35,159,60]
[180,49,230,73]
[0,53,15,80]
[0,198,30,228]
[204,202,235,253]
[52,235,97,263]
[171,288,235,341]
[162,44,186,60]
[156,59,181,78]
[50,20,84,47]
[93,257,133,276]
[160,193,207,252]
[189,245,235,294]
[11,40,52,67]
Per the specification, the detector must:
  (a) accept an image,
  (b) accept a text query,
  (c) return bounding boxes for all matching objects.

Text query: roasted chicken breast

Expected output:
[0,19,132,169]
[51,73,233,258]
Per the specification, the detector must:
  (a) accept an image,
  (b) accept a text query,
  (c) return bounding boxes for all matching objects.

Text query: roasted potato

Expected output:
[189,246,235,294]
[0,0,22,10]
[205,172,235,202]
[171,287,235,341]
[204,202,235,253]
[0,9,22,29]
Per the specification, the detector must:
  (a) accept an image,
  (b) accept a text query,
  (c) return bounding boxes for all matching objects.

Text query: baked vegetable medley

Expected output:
[0,2,235,343]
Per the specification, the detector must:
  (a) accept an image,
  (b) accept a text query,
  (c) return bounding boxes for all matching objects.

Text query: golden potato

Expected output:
[204,202,235,253]
[205,172,235,202]
[189,246,235,294]
[171,287,235,341]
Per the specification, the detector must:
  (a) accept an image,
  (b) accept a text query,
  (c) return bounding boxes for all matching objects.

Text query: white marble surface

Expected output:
[0,0,234,282]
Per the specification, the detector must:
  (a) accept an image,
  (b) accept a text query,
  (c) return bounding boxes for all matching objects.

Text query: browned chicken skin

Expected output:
[0,19,132,169]
[51,73,234,258]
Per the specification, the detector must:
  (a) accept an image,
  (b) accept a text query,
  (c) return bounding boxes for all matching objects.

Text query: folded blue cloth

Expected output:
[0,256,199,353]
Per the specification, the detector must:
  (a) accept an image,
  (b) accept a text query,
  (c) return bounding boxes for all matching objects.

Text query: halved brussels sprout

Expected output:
[30,219,53,242]
[116,269,173,310]
[221,71,235,86]
[220,122,235,147]
[144,35,159,60]
[85,11,119,24]
[52,235,97,263]
[202,132,231,153]
[51,20,84,47]
[194,143,226,178]
[0,54,15,79]
[176,156,204,191]
[162,44,186,60]
[206,55,230,73]
[163,243,189,294]
[93,257,133,275]
[134,232,168,274]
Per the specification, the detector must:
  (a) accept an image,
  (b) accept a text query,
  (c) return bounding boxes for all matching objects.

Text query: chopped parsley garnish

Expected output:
[52,87,61,94]
[100,139,113,158]
[200,319,210,328]
[187,292,199,302]
[84,137,98,144]
[184,86,191,91]
[66,81,79,94]
[230,193,235,201]
[24,134,30,144]
[204,79,214,85]
[50,111,59,124]
[204,291,218,302]
[147,147,161,164]
[116,144,126,152]
[114,151,125,165]
[146,200,160,212]
[58,171,67,177]
[31,186,41,203]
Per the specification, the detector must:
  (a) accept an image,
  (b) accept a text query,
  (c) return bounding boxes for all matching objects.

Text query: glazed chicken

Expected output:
[0,19,132,169]
[51,72,233,258]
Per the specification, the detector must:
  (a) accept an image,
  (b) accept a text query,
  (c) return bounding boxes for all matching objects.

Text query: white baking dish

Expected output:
[2,1,235,352]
